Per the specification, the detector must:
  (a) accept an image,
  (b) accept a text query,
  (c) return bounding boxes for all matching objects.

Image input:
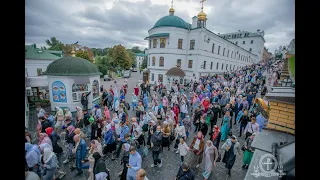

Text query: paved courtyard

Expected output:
[29,71,272,180]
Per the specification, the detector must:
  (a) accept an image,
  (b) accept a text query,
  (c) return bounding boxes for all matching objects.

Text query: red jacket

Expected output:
[134,87,139,96]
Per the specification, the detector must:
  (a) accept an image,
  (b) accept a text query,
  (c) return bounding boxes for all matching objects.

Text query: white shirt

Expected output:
[180,104,188,113]
[178,142,190,156]
[193,138,201,150]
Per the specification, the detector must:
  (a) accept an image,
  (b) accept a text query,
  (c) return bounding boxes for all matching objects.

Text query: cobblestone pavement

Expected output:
[31,71,272,180]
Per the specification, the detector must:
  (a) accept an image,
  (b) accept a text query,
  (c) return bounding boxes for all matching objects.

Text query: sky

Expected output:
[25,0,295,53]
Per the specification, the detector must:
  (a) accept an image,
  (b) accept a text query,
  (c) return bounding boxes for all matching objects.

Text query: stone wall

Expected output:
[267,100,295,134]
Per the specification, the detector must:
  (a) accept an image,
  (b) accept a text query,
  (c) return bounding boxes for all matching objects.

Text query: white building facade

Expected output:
[219,30,265,62]
[145,7,257,86]
[135,53,147,68]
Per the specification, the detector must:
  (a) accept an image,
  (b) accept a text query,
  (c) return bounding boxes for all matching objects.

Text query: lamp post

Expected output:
[281,76,293,87]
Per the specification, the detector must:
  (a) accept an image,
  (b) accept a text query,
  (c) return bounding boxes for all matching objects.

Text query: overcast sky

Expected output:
[25,0,295,53]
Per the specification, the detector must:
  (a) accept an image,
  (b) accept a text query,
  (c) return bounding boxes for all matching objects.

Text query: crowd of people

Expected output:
[25,59,283,180]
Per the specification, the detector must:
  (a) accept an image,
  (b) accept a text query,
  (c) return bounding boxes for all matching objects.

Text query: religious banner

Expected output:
[52,81,67,103]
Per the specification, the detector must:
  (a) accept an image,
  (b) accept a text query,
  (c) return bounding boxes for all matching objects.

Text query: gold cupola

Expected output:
[197,10,207,20]
[169,0,175,15]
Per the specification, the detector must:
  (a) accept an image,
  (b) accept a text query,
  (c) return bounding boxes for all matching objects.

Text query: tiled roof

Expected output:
[25,45,61,60]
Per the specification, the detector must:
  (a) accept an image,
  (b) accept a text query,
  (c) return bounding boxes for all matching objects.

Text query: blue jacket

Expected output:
[127,152,142,177]
[120,125,129,142]
[76,138,87,161]
[104,130,115,145]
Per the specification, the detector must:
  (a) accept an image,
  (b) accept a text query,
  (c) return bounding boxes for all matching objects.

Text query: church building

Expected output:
[145,1,259,86]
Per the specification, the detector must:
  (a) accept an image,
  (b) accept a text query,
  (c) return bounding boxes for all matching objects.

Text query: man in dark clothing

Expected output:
[246,91,255,109]
[151,125,163,167]
[193,107,202,132]
[104,91,114,109]
[175,163,195,180]
[81,91,92,110]
[146,83,151,97]
[83,109,91,138]
[234,99,243,125]
[39,116,51,133]
[211,102,221,131]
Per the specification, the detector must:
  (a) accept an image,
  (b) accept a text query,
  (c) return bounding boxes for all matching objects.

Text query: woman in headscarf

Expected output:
[42,147,58,180]
[89,139,103,156]
[242,133,256,169]
[188,131,205,169]
[38,133,53,148]
[112,113,120,137]
[202,97,210,113]
[133,128,145,157]
[141,111,150,135]
[131,93,138,111]
[220,111,231,141]
[25,143,41,176]
[143,93,148,110]
[202,140,218,180]
[113,96,120,114]
[174,121,186,152]
[64,108,72,120]
[54,107,65,132]
[104,105,111,122]
[182,113,192,138]
[75,106,84,129]
[152,101,159,117]
[221,135,241,176]
[120,143,130,180]
[63,125,76,164]
[103,124,117,158]
[162,96,169,112]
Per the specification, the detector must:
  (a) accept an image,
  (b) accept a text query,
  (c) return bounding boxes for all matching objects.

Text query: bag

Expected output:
[170,133,175,141]
[53,144,63,154]
[216,152,221,162]
[241,145,246,151]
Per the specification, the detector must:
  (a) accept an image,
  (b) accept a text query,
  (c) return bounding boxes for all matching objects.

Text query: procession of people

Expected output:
[25,59,282,179]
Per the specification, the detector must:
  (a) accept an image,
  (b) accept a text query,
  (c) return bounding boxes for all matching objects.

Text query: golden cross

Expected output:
[171,0,174,8]
[200,0,206,10]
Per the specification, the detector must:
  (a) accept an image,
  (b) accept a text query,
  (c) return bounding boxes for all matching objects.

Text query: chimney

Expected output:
[192,16,198,29]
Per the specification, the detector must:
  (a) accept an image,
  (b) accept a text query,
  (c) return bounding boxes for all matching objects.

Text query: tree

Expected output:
[131,46,143,53]
[127,49,136,68]
[95,55,113,76]
[75,50,91,61]
[109,45,132,69]
[45,37,64,51]
[141,56,147,69]
[40,46,47,50]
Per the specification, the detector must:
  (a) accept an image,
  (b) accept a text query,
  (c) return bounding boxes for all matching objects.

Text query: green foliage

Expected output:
[75,50,91,61]
[45,37,64,51]
[288,56,295,79]
[131,46,143,53]
[95,56,114,76]
[127,50,136,67]
[109,45,132,69]
[141,56,147,69]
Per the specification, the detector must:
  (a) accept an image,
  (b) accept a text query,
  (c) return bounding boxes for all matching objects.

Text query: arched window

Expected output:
[152,56,156,66]
[238,54,240,60]
[231,51,233,58]
[223,48,225,56]
[218,46,220,55]
[227,50,229,57]
[212,43,215,53]
[159,57,164,67]
[92,80,99,99]
[72,83,88,102]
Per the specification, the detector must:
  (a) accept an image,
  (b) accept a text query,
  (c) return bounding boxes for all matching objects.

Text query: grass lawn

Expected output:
[288,56,295,78]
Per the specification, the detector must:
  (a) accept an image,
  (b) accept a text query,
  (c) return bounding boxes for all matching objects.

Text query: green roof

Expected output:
[44,56,102,76]
[152,15,191,30]
[25,45,61,60]
[135,53,148,57]
[145,33,170,40]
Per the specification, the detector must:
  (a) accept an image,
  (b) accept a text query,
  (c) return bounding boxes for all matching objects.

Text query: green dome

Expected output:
[153,15,191,30]
[45,56,102,76]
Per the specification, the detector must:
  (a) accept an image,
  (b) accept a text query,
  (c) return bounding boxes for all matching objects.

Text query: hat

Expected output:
[231,135,237,139]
